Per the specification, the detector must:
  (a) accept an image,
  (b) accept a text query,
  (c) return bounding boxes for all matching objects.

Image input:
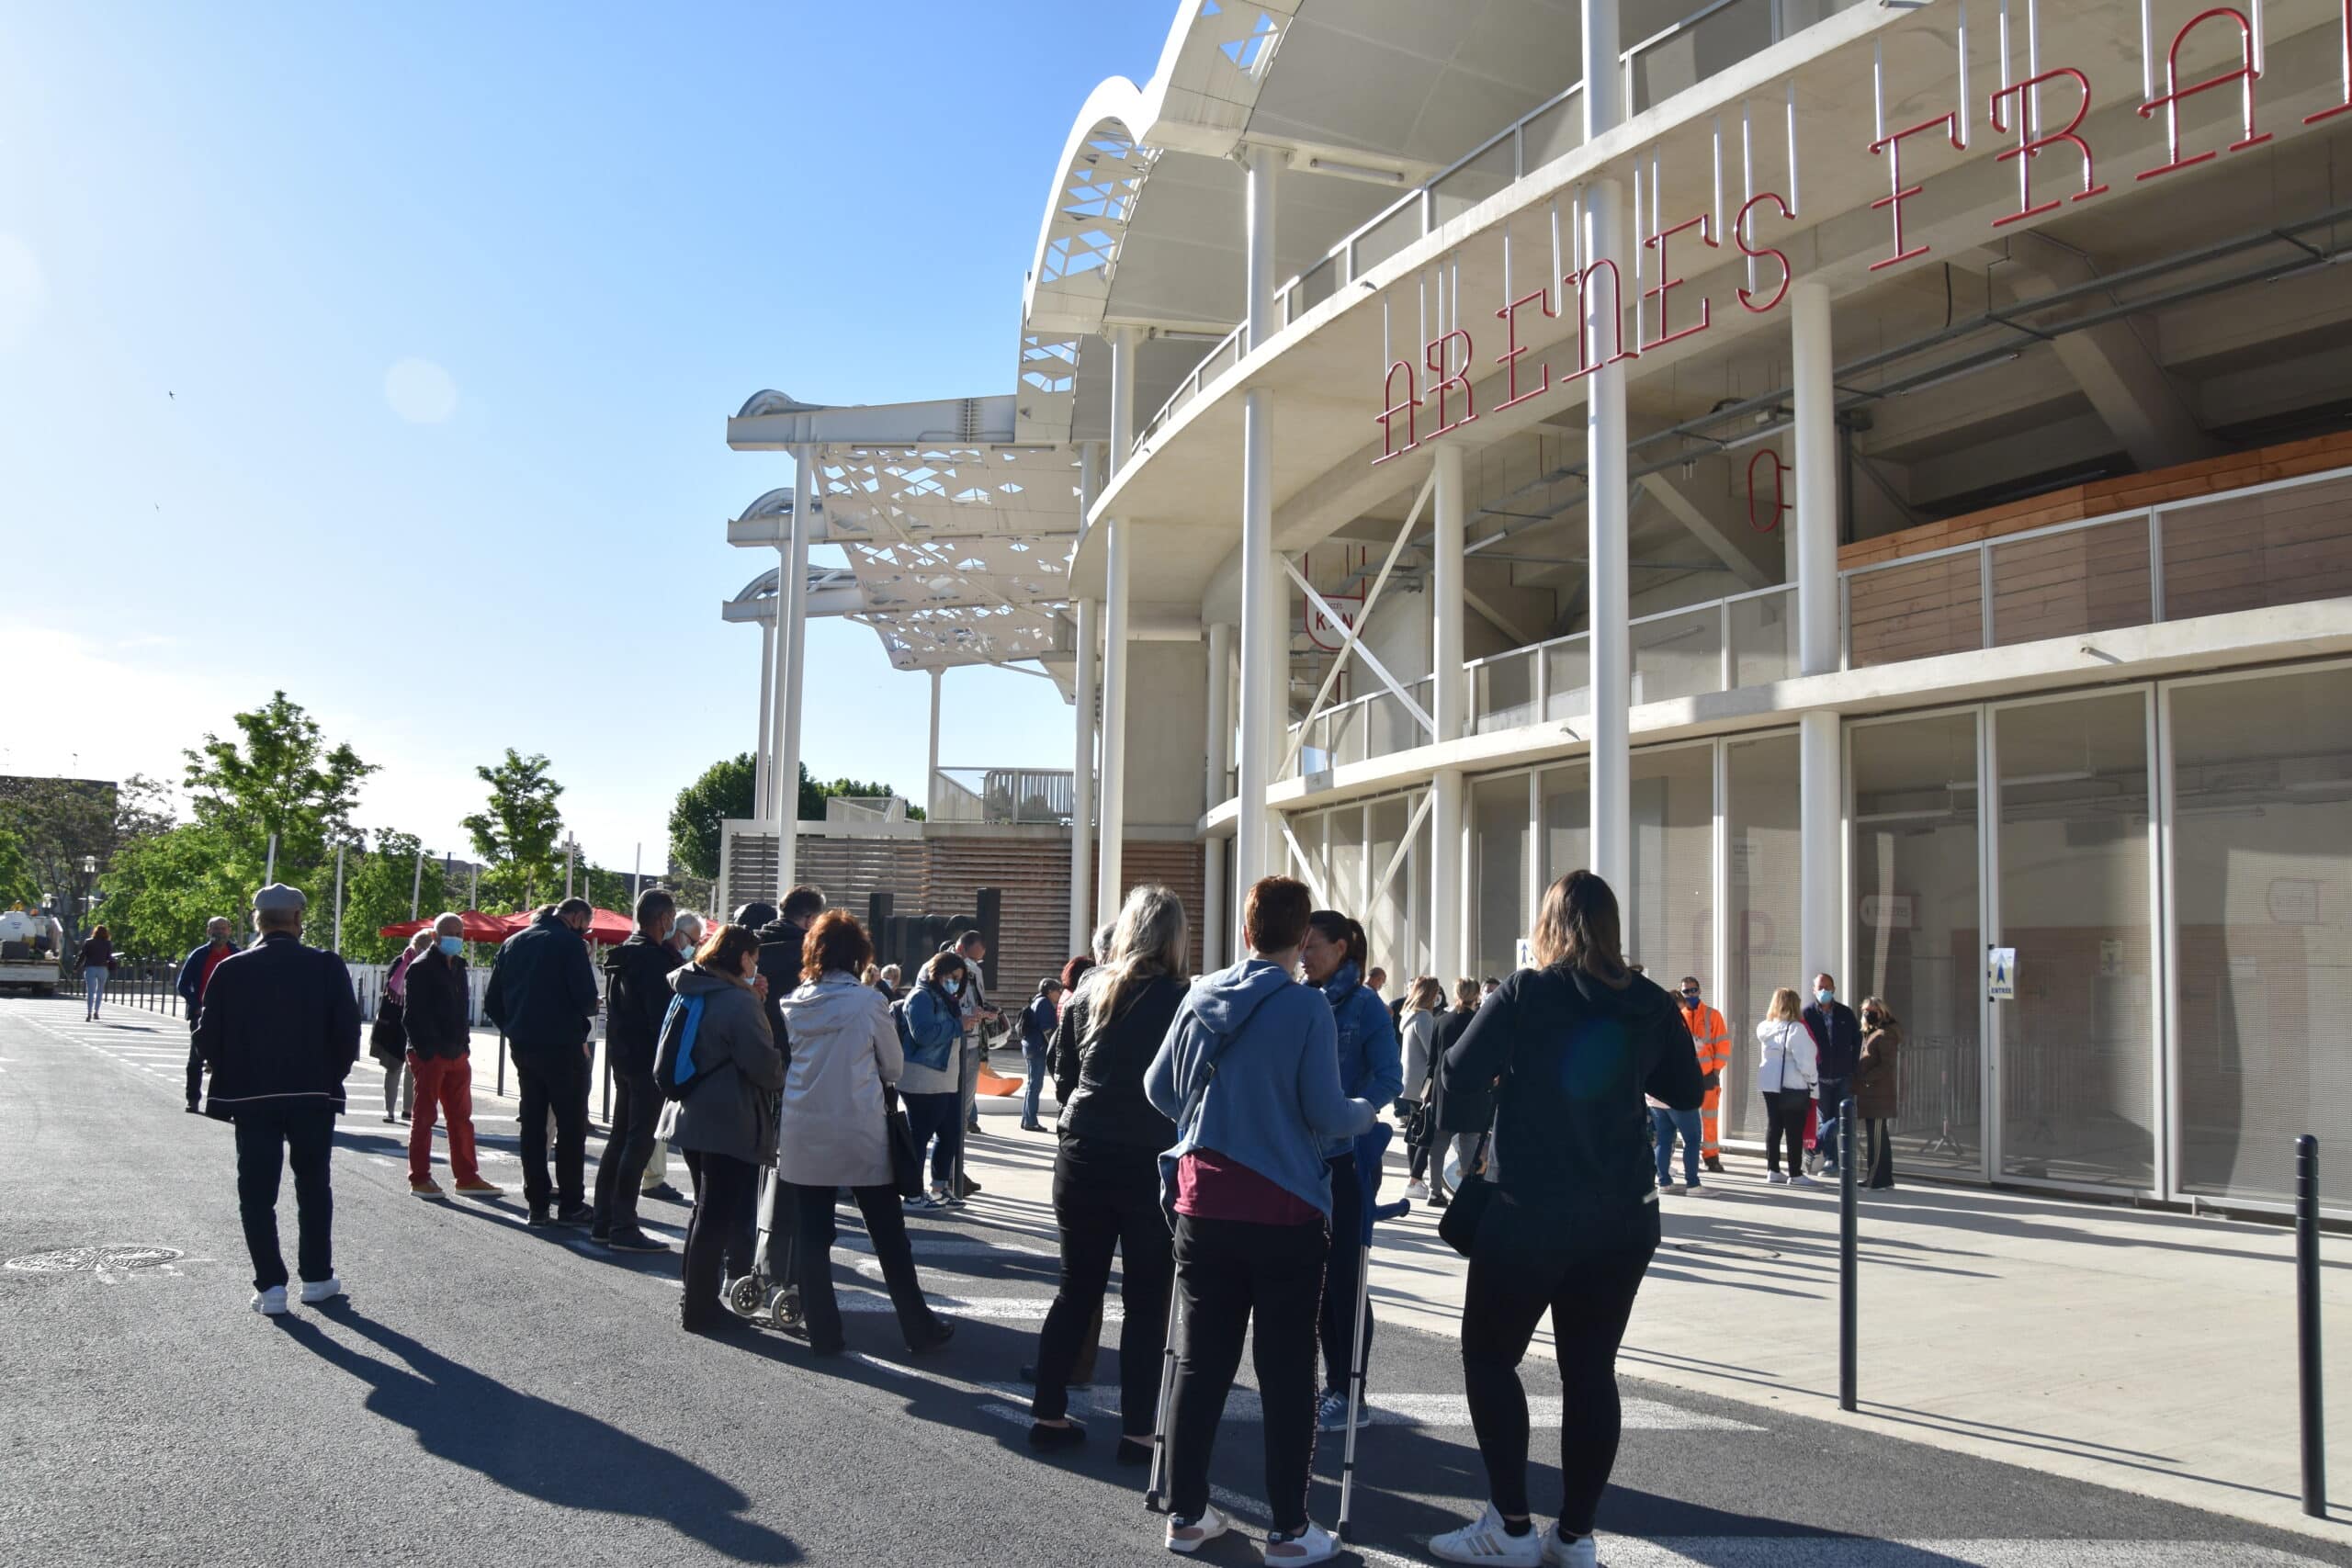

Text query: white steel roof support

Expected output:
[1430,442,1466,981]
[1236,142,1282,890]
[926,669,944,824]
[775,446,815,897]
[1204,619,1233,966]
[1071,446,1102,952]
[1099,333,1140,927]
[754,617,775,829]
[1582,0,1630,897]
[1792,281,1843,983]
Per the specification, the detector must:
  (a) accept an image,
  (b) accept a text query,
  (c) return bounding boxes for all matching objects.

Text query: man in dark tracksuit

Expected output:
[1804,973,1863,1178]
[485,899,601,1226]
[593,887,683,1251]
[195,884,360,1314]
[175,917,239,1113]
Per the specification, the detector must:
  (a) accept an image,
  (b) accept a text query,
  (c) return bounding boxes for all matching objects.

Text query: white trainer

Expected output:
[1541,1527,1600,1567]
[1430,1504,1544,1564]
[1264,1520,1339,1564]
[1165,1504,1231,1554]
[1791,1174,1825,1189]
[1686,1182,1723,1198]
[1767,1170,1791,1186]
[1405,1179,1429,1201]
[299,1276,345,1304]
[250,1286,288,1316]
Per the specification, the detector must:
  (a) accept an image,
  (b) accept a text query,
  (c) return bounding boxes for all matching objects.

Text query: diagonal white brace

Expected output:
[1278,818,1331,907]
[1366,789,1435,914]
[1280,469,1437,778]
[1288,563,1437,742]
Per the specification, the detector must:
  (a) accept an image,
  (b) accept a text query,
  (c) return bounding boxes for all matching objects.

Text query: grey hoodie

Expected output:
[1145,958,1375,1219]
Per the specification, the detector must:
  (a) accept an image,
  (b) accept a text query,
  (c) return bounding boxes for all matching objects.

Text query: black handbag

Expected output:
[1437,1129,1495,1258]
[883,1085,922,1199]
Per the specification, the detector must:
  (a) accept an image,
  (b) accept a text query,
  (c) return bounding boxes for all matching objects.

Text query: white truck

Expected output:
[0,908,64,993]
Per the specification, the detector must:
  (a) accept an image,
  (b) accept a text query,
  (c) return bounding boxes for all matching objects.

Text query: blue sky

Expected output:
[0,2,1169,876]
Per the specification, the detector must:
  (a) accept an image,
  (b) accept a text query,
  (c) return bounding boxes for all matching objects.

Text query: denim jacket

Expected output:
[1318,962,1403,1158]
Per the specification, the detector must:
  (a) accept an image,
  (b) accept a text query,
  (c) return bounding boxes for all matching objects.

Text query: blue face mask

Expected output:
[438,936,463,957]
[1816,988,1835,1005]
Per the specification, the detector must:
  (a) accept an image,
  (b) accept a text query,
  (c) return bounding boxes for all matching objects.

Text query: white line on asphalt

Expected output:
[1570,1544,2334,1566]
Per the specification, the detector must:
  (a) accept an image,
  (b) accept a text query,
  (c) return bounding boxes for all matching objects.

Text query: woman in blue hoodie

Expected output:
[1297,909,1402,1431]
[1144,876,1376,1565]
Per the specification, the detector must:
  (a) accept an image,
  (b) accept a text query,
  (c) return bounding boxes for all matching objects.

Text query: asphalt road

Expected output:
[5,994,2346,1567]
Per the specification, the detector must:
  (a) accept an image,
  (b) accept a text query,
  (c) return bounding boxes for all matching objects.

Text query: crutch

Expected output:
[952,1035,972,1206]
[1143,1266,1185,1513]
[1338,1122,1411,1541]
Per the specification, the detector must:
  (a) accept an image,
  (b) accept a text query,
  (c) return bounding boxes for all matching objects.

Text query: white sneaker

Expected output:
[1264,1520,1339,1563]
[250,1286,288,1316]
[1767,1171,1790,1186]
[1541,1527,1599,1567]
[1430,1504,1544,1564]
[1165,1504,1231,1554]
[1686,1182,1722,1198]
[1405,1179,1429,1201]
[1791,1174,1824,1189]
[299,1276,345,1304]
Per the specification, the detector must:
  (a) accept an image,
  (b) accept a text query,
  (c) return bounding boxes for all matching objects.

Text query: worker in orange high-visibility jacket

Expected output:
[1677,976,1733,1173]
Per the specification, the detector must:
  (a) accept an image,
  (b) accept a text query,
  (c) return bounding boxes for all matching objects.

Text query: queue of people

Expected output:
[175,852,1915,1566]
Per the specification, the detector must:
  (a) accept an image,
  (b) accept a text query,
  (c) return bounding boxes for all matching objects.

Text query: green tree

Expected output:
[0,773,175,950]
[462,750,564,912]
[334,830,449,964]
[0,825,38,909]
[668,756,925,884]
[101,823,241,956]
[803,765,923,823]
[182,692,376,905]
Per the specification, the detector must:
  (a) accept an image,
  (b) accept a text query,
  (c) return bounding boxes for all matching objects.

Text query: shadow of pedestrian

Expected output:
[276,1305,798,1562]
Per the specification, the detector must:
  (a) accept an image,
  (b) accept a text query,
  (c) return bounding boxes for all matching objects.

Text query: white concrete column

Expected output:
[753,617,775,824]
[1204,619,1234,964]
[1799,709,1841,985]
[1070,596,1100,952]
[925,667,943,819]
[1792,280,1839,677]
[775,453,815,898]
[1235,143,1282,888]
[1430,766,1464,981]
[1431,443,1465,741]
[1581,0,1631,895]
[1098,518,1132,929]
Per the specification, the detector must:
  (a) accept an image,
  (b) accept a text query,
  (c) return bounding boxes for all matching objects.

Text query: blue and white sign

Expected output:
[1986,946,2018,1001]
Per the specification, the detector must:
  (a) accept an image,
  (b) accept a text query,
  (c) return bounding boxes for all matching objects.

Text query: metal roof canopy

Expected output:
[725,391,1084,677]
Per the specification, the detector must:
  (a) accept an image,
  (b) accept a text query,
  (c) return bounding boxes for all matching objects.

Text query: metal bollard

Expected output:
[2299,1134,2326,1518]
[496,1032,507,1098]
[1839,1094,1859,1413]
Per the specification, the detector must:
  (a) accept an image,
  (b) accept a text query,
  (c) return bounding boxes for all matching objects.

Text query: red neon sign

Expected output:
[1747,450,1790,534]
[1642,213,1716,351]
[1989,68,2109,226]
[1868,113,1964,271]
[1424,329,1477,437]
[2312,0,2352,124]
[2137,7,2272,181]
[1373,358,1420,466]
[1561,259,1637,385]
[1494,286,1555,413]
[1735,192,1793,314]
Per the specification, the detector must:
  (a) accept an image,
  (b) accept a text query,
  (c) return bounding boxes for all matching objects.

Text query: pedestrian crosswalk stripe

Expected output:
[1566,1544,2332,1566]
[976,1386,1754,1431]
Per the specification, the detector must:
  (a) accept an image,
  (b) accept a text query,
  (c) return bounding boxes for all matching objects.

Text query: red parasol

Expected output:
[376,909,521,943]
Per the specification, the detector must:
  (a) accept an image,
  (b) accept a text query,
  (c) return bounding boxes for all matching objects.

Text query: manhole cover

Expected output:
[6,1245,185,1273]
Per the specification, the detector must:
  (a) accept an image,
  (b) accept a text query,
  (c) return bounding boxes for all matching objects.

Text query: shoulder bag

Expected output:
[1437,1127,1497,1258]
[883,1084,922,1198]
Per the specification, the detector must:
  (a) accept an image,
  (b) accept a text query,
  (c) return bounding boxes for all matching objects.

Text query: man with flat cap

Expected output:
[195,883,362,1316]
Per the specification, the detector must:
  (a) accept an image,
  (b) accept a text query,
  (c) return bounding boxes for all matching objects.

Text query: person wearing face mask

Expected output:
[666,923,786,1334]
[639,910,704,1206]
[400,913,500,1200]
[1674,977,1733,1175]
[1854,998,1902,1190]
[895,951,972,1209]
[482,897,603,1227]
[592,887,684,1251]
[1298,908,1403,1433]
[1802,973,1862,1179]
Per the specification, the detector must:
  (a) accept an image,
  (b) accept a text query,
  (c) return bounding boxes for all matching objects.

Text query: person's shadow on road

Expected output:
[277,1305,798,1563]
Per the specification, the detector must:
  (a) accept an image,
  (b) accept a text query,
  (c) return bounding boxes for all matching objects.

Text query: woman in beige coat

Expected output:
[775,910,952,1357]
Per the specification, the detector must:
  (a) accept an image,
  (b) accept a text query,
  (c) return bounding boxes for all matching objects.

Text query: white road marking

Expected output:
[1584,1545,2334,1566]
[975,1385,1750,1431]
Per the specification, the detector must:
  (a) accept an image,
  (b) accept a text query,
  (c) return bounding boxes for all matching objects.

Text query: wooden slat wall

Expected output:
[928,837,1076,999]
[1839,431,2352,570]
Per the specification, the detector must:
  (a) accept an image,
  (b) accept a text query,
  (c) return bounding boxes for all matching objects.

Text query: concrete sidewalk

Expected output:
[954,1069,2352,1546]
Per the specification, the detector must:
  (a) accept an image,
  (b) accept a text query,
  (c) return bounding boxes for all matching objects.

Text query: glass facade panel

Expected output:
[1725,733,1802,1145]
[1328,807,1364,920]
[1851,713,1984,1176]
[1632,607,1724,705]
[1996,694,2154,1189]
[1849,553,1984,668]
[2171,667,2352,1205]
[1472,773,1532,982]
[1990,516,2153,648]
[1544,636,1590,720]
[2162,471,2352,621]
[1538,761,1589,893]
[1368,795,1413,990]
[1474,651,1537,733]
[1625,746,1713,992]
[1729,589,1798,687]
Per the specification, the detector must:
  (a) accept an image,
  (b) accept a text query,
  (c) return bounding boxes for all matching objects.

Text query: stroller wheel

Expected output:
[726,1275,766,1317]
[770,1285,802,1327]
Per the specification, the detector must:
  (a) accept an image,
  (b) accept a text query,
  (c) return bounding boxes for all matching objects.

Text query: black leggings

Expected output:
[1459,1202,1654,1537]
[789,1180,939,1352]
[1031,1140,1172,1436]
[680,1149,757,1323]
[1762,1089,1812,1175]
[1165,1213,1329,1533]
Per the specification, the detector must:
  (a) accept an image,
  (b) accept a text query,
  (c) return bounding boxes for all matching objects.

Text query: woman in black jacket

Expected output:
[1429,872,1702,1568]
[1025,884,1189,1461]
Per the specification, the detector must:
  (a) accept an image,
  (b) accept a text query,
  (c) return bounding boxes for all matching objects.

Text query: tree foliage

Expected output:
[336,830,449,964]
[0,825,40,909]
[461,750,565,912]
[0,773,175,950]
[667,756,923,883]
[182,691,375,904]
